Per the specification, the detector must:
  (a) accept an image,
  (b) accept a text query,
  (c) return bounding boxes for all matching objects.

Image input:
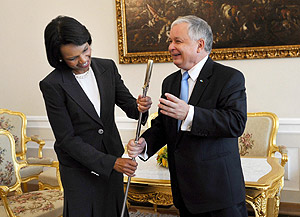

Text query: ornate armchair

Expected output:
[0,129,63,217]
[239,112,288,166]
[0,109,59,191]
[239,112,287,217]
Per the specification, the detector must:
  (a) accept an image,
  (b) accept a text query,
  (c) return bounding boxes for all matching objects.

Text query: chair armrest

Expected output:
[52,161,59,167]
[16,160,30,168]
[0,185,9,198]
[38,161,63,191]
[25,135,46,158]
[52,161,63,191]
[27,157,54,165]
[278,145,288,167]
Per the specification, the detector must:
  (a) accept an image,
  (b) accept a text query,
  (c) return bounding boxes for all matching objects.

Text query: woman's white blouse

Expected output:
[74,67,101,117]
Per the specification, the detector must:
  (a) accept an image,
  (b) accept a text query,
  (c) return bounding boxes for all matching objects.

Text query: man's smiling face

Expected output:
[168,22,202,71]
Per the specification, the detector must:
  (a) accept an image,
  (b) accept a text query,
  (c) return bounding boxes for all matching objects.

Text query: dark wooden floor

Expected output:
[278,202,300,217]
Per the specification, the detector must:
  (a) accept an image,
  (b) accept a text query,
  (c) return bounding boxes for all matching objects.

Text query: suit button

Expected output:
[98,129,104,134]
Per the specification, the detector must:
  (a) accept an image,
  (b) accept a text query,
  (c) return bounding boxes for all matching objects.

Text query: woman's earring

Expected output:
[59,59,62,62]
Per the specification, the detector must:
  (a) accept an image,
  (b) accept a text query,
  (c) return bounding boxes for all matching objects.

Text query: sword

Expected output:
[120,59,153,217]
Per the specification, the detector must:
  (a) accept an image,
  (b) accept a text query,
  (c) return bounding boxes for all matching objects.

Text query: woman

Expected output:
[40,16,152,217]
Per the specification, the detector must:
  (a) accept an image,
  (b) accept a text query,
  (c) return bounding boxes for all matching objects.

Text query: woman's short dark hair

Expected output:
[44,16,92,69]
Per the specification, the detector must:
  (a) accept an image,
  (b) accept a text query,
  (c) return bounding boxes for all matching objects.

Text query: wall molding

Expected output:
[27,116,51,129]
[27,116,300,133]
[278,118,300,134]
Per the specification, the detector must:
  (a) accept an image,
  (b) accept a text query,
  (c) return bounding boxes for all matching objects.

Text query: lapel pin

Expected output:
[200,80,203,83]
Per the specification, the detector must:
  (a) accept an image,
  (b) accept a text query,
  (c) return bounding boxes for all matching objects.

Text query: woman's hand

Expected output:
[113,158,138,177]
[137,95,152,113]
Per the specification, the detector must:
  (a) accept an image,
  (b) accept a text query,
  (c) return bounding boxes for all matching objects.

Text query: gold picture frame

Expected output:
[116,0,300,64]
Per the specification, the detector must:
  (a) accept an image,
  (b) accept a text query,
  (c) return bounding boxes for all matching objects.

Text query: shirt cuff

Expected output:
[138,141,149,160]
[181,105,194,131]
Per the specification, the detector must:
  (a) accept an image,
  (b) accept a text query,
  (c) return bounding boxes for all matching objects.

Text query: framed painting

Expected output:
[116,0,300,64]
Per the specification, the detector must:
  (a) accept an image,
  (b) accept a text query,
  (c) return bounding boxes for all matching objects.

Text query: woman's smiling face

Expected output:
[60,42,91,74]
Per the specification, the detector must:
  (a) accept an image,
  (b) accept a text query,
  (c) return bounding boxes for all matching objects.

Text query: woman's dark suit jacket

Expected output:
[142,57,247,214]
[40,58,145,217]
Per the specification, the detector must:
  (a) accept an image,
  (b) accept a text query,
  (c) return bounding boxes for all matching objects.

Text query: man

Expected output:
[127,15,248,217]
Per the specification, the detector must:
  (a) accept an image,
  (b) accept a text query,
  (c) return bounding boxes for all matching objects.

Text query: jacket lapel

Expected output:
[170,70,182,98]
[169,71,182,135]
[91,60,110,124]
[60,68,103,126]
[176,58,213,143]
[189,57,213,106]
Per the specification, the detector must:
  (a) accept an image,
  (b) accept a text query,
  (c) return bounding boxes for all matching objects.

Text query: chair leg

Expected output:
[153,204,158,212]
[22,182,28,192]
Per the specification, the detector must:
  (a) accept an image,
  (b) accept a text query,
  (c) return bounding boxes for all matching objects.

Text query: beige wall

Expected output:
[1,0,300,203]
[1,0,300,118]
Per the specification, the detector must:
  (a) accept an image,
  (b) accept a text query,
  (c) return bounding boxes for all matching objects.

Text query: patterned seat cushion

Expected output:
[38,167,59,187]
[19,166,44,179]
[0,189,63,217]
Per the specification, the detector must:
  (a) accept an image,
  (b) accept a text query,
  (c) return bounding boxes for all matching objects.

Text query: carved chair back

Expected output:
[239,112,279,157]
[0,129,21,191]
[0,109,28,161]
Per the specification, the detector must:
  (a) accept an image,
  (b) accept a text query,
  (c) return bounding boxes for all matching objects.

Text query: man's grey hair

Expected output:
[171,15,213,53]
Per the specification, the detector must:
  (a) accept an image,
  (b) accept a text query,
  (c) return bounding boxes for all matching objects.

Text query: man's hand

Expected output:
[158,93,189,120]
[113,158,138,177]
[137,95,152,113]
[127,137,146,158]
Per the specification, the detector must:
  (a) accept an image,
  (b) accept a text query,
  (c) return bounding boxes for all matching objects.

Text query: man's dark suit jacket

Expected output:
[142,57,247,214]
[40,58,146,216]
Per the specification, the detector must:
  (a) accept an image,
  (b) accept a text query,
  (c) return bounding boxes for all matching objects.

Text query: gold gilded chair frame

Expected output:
[0,109,61,191]
[0,129,63,217]
[0,129,26,205]
[0,109,44,160]
[246,112,288,167]
[0,130,25,217]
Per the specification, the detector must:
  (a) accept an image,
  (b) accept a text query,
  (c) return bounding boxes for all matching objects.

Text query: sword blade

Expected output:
[120,60,153,217]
